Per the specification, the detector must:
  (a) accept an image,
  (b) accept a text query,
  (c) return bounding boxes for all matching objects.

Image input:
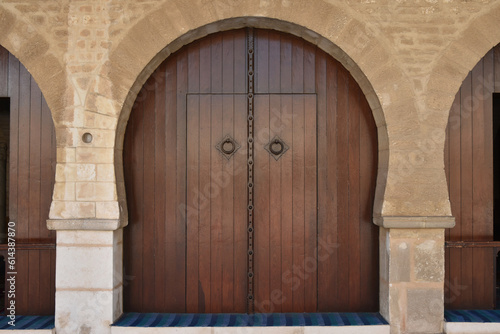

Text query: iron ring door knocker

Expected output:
[221,138,236,155]
[269,138,284,155]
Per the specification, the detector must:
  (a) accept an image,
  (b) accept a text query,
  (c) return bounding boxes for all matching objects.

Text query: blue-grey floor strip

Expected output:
[445,310,500,323]
[113,312,388,327]
[0,315,54,329]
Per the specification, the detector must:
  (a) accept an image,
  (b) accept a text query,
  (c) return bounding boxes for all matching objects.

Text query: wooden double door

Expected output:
[123,29,379,313]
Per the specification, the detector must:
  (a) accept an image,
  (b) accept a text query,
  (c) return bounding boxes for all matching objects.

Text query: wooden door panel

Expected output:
[444,46,497,309]
[0,46,56,315]
[253,94,317,313]
[186,94,247,313]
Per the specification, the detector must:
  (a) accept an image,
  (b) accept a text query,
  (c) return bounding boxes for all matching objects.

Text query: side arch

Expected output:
[0,5,66,126]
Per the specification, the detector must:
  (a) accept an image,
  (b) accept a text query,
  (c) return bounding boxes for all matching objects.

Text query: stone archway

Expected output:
[122,27,380,314]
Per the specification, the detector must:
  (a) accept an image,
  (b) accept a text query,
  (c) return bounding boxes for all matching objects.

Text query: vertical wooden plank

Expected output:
[319,54,340,311]
[255,30,269,94]
[221,95,235,312]
[280,94,293,312]
[254,94,270,312]
[482,49,495,308]
[303,43,315,94]
[233,94,248,313]
[495,46,500,92]
[186,95,200,312]
[39,249,52,314]
[16,251,29,313]
[17,64,30,240]
[40,97,56,314]
[291,38,304,94]
[8,53,19,223]
[141,71,156,312]
[163,56,178,312]
[292,95,305,311]
[123,92,144,311]
[471,58,487,308]
[268,94,282,313]
[28,77,42,312]
[316,52,330,310]
[303,95,317,311]
[152,63,167,312]
[268,31,280,94]
[280,35,292,94]
[222,32,234,94]
[185,44,200,312]
[210,95,223,312]
[198,94,212,312]
[359,93,379,311]
[233,30,246,94]
[200,38,211,94]
[336,66,350,309]
[175,51,188,311]
[447,91,462,308]
[460,71,474,306]
[348,82,361,310]
[211,34,223,94]
[0,46,8,96]
[40,97,56,241]
[29,78,41,241]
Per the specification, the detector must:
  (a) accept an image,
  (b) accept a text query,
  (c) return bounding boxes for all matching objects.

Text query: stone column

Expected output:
[377,216,455,334]
[47,221,123,334]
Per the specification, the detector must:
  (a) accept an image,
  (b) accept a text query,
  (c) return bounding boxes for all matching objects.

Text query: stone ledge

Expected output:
[373,216,455,229]
[47,219,121,231]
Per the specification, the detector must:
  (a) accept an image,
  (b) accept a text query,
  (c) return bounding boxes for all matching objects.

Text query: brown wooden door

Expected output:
[123,28,379,313]
[444,45,499,309]
[0,45,56,315]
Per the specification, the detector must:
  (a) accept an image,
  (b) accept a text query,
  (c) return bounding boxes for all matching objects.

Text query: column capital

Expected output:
[374,215,455,229]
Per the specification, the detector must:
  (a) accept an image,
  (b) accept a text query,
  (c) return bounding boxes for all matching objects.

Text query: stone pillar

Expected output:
[377,216,454,334]
[48,221,123,334]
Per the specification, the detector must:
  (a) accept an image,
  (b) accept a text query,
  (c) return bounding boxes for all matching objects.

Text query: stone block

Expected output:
[96,201,120,220]
[76,182,117,201]
[57,230,114,246]
[97,164,115,182]
[53,182,76,201]
[76,147,114,163]
[57,147,76,163]
[55,290,114,334]
[76,163,96,181]
[414,239,444,283]
[391,240,411,283]
[49,201,95,219]
[55,163,76,182]
[56,244,114,289]
[406,288,443,333]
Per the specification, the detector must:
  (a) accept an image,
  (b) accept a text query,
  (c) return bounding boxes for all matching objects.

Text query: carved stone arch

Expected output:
[109,13,394,222]
[0,5,66,127]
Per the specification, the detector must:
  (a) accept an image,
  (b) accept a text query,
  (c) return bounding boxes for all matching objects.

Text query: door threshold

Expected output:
[112,312,389,333]
[445,310,500,333]
[0,315,54,332]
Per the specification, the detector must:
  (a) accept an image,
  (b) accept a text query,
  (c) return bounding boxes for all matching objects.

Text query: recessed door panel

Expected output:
[185,94,248,313]
[253,94,317,312]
